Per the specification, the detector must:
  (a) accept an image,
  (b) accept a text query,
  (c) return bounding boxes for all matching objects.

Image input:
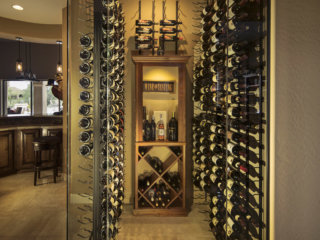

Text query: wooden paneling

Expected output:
[20,129,41,169]
[0,131,14,172]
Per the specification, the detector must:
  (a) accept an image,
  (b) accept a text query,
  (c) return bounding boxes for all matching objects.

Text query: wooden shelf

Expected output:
[134,55,189,216]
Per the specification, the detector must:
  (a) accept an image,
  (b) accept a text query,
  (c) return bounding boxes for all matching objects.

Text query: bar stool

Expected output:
[32,136,61,186]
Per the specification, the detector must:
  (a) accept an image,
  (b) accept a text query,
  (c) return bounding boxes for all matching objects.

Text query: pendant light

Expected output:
[16,37,23,72]
[57,41,62,74]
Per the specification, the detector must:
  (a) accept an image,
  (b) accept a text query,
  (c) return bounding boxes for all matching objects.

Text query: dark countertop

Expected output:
[0,115,63,130]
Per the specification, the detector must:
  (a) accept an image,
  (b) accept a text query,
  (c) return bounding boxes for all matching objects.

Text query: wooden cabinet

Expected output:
[132,54,190,216]
[0,131,15,176]
[19,129,41,170]
[0,117,63,177]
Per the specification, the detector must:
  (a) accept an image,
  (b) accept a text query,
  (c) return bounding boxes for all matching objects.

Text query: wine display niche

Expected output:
[132,55,190,216]
[192,0,269,240]
[69,0,126,239]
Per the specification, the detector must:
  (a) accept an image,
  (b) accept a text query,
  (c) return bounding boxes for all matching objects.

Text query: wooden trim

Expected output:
[135,141,186,146]
[135,63,143,142]
[132,54,191,64]
[178,63,186,142]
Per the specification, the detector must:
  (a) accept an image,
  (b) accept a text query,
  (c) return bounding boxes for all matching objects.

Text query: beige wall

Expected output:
[122,0,196,206]
[0,17,62,44]
[271,0,320,239]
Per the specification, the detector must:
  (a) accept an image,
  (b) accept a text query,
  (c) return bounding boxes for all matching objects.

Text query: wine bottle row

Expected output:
[99,0,126,239]
[192,0,264,239]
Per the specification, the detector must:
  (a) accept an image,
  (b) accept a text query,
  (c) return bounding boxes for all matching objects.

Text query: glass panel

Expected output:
[6,81,31,116]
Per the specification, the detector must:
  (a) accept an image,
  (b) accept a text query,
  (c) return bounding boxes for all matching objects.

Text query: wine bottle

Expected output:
[135,44,158,50]
[145,115,151,141]
[135,20,158,26]
[228,41,248,56]
[79,77,93,89]
[79,62,93,75]
[79,35,93,49]
[160,20,182,26]
[79,104,93,116]
[226,106,247,118]
[79,49,93,62]
[144,171,151,187]
[142,106,146,141]
[159,35,183,41]
[79,91,93,102]
[138,174,145,192]
[148,189,155,202]
[151,115,156,141]
[79,117,93,129]
[227,156,248,173]
[79,130,93,143]
[227,142,247,158]
[135,36,158,42]
[79,143,93,156]
[158,114,165,140]
[202,2,214,16]
[135,27,158,34]
[160,27,182,34]
[168,112,178,141]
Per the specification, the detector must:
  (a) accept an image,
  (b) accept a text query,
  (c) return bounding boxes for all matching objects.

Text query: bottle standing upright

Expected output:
[169,112,178,141]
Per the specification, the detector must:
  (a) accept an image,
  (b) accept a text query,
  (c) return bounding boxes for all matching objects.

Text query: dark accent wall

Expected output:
[0,39,60,80]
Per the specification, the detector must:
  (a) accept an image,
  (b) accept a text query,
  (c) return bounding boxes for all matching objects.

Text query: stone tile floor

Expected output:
[0,171,214,240]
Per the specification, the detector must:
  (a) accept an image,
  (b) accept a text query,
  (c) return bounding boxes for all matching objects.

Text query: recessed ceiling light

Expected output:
[12,5,24,10]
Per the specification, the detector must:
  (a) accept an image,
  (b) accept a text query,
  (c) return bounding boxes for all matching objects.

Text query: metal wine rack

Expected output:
[192,0,270,240]
[71,0,126,239]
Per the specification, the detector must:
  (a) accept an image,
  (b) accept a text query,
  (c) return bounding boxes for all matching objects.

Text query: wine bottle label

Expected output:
[212,207,219,215]
[200,172,206,180]
[235,215,240,221]
[192,156,197,161]
[203,8,208,15]
[227,107,234,116]
[211,33,218,43]
[193,141,197,147]
[200,87,206,94]
[211,44,217,53]
[226,200,234,214]
[228,44,235,56]
[212,166,219,173]
[212,217,219,226]
[200,146,205,153]
[212,156,219,165]
[200,163,206,171]
[227,131,234,140]
[229,20,236,30]
[213,2,219,11]
[200,137,205,143]
[212,196,219,205]
[200,95,206,102]
[227,179,235,189]
[210,143,216,151]
[200,180,206,189]
[193,133,198,140]
[224,224,234,237]
[227,156,235,165]
[193,171,198,177]
[212,74,218,82]
[212,13,219,22]
[159,129,165,137]
[227,142,235,152]
[192,148,197,154]
[210,173,218,183]
[201,155,206,162]
[228,8,235,19]
[210,125,217,132]
[110,209,115,218]
[227,217,235,228]
[228,58,233,68]
[225,188,235,200]
[210,134,215,142]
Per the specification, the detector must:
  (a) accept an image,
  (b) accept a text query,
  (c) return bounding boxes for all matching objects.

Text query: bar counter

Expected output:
[0,116,63,177]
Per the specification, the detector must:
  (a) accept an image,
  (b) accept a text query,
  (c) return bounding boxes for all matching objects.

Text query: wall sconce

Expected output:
[56,41,62,74]
[16,37,23,73]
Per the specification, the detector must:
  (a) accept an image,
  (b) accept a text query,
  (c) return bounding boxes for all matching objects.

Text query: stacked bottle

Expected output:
[192,0,263,239]
[100,0,126,239]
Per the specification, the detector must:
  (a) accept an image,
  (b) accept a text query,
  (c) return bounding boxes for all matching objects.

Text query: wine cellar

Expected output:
[67,0,270,239]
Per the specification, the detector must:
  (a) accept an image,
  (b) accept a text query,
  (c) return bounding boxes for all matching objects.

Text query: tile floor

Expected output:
[0,171,214,240]
[0,171,66,240]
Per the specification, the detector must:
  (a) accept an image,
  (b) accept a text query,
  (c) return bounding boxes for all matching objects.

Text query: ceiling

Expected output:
[0,0,67,24]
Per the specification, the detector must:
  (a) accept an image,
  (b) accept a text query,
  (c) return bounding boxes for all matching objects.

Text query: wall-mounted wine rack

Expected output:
[134,0,183,55]
[70,0,126,239]
[192,0,269,239]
